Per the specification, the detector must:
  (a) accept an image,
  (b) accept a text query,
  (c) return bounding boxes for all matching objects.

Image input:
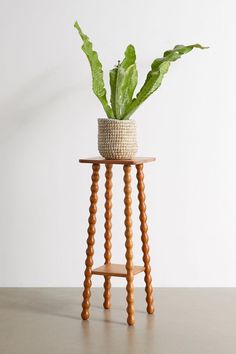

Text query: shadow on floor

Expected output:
[0,288,148,325]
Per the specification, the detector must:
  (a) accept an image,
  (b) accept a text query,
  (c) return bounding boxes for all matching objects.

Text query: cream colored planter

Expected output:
[98,118,138,159]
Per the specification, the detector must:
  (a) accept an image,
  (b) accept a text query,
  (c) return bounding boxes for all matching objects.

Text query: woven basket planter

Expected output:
[98,118,138,159]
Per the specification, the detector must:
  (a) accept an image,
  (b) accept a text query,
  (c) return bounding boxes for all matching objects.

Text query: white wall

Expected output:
[0,0,235,287]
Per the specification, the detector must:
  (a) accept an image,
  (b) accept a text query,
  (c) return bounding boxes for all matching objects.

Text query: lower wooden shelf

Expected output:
[92,263,145,277]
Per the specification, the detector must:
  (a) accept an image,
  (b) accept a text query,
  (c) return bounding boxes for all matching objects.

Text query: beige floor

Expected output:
[0,288,235,354]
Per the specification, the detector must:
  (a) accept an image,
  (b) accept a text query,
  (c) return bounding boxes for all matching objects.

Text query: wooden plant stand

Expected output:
[79,157,155,326]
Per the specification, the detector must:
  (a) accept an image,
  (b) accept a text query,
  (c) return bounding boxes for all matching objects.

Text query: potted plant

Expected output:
[74,21,207,160]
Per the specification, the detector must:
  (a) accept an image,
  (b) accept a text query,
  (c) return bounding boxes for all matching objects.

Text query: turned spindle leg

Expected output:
[123,165,135,326]
[103,164,113,309]
[136,164,154,314]
[81,163,100,320]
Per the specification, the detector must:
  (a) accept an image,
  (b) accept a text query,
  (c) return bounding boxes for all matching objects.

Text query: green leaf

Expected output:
[109,45,138,119]
[120,44,136,69]
[119,64,138,118]
[123,43,208,119]
[74,21,114,118]
[109,66,118,118]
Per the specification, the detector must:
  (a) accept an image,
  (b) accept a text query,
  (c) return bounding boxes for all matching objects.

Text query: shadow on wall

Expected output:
[0,67,79,144]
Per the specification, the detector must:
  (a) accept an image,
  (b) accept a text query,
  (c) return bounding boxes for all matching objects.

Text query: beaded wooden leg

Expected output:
[103,164,113,309]
[81,163,100,320]
[123,165,135,326]
[136,164,154,314]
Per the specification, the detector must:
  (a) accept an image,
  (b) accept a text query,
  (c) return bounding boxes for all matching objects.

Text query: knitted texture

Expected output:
[98,118,138,159]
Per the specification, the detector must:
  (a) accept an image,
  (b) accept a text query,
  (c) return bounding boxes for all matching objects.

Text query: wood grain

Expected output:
[92,264,144,277]
[79,157,156,165]
[103,164,113,309]
[136,163,154,314]
[80,159,156,325]
[123,164,135,325]
[81,164,100,321]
